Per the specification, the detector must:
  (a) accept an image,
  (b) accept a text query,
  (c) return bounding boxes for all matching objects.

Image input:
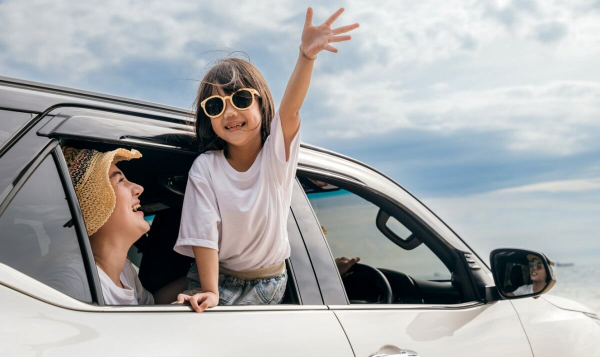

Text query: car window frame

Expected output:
[53,145,104,304]
[0,138,103,304]
[296,166,482,306]
[51,144,322,310]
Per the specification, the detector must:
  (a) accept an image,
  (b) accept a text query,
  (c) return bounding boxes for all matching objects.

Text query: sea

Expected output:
[548,263,600,316]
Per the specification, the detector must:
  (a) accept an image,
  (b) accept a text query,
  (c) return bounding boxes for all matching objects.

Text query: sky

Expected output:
[1,0,600,266]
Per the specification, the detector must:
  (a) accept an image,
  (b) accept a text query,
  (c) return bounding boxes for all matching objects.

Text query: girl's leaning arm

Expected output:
[279,7,358,161]
[174,247,219,312]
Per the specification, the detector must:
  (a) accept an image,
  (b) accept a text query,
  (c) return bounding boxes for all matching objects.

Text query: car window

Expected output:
[303,178,451,281]
[0,109,33,148]
[0,155,92,302]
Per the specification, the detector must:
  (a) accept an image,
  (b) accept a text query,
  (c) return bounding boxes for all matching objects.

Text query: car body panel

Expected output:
[542,294,596,315]
[333,301,533,357]
[0,284,354,357]
[511,297,600,357]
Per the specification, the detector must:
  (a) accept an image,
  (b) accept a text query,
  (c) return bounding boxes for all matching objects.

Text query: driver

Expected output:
[508,254,548,296]
[63,147,154,305]
[336,256,360,277]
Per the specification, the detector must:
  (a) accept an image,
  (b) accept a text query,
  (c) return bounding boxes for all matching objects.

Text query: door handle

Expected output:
[370,344,419,357]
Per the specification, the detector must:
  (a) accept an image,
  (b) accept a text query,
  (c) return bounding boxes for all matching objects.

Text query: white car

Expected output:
[1,76,598,356]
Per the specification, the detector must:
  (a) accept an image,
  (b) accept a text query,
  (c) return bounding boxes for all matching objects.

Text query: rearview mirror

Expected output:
[490,249,556,299]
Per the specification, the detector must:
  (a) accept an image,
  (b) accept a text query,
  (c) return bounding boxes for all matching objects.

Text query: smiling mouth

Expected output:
[132,203,142,213]
[225,122,246,131]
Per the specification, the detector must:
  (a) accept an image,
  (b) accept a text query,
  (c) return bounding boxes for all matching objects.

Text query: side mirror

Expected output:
[490,249,556,299]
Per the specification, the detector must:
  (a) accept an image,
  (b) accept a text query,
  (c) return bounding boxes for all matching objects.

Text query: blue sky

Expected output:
[1,0,600,264]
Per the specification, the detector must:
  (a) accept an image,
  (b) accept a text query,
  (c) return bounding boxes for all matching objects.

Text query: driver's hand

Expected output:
[336,256,360,276]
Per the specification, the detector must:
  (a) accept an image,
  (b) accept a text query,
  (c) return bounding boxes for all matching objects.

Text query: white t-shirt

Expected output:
[97,261,154,305]
[512,284,533,296]
[174,110,300,271]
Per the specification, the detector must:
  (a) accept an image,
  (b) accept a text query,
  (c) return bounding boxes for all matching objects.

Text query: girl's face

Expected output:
[96,163,150,240]
[209,87,263,148]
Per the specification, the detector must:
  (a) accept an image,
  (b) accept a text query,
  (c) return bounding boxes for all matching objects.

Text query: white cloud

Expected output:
[494,178,600,193]
[0,0,298,80]
[313,75,600,155]
[2,0,600,158]
[301,0,600,156]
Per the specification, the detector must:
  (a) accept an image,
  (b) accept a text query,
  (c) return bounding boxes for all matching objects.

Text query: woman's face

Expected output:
[209,87,263,148]
[530,258,547,284]
[96,163,150,240]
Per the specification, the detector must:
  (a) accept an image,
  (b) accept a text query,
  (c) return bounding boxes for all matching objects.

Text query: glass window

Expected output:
[303,178,450,281]
[0,155,92,302]
[0,110,32,147]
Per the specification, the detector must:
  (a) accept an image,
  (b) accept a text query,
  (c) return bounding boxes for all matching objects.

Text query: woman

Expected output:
[508,254,549,296]
[63,146,155,305]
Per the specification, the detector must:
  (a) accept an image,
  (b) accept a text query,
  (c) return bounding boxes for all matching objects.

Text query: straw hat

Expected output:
[62,147,142,236]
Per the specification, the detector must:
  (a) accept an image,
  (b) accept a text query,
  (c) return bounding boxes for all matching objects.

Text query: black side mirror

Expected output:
[490,249,556,299]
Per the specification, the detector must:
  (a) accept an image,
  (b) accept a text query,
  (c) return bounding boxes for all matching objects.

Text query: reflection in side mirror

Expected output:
[490,249,556,299]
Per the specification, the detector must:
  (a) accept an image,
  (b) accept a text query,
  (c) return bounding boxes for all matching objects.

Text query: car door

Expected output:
[0,106,355,357]
[293,160,534,357]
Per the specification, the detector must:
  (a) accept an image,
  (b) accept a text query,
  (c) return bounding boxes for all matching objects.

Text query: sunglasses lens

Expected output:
[205,97,224,117]
[232,90,254,109]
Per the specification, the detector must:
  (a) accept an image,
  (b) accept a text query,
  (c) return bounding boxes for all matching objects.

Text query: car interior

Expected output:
[298,175,467,305]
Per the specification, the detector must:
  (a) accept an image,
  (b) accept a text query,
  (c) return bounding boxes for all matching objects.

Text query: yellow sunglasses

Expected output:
[200,88,261,119]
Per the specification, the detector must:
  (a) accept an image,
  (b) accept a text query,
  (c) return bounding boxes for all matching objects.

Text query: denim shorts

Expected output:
[186,263,287,306]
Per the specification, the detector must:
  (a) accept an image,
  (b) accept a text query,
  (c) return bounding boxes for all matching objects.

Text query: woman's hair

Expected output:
[194,58,275,152]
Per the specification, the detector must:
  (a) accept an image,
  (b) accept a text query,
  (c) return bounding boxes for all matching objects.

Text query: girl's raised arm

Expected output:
[279,7,358,160]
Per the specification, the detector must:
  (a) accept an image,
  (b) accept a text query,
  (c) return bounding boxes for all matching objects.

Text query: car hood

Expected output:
[542,294,596,315]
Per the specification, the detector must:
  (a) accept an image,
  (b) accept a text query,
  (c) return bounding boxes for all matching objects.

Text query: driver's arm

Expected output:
[336,256,360,276]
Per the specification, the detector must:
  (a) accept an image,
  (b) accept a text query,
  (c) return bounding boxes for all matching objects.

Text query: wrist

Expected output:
[299,45,316,61]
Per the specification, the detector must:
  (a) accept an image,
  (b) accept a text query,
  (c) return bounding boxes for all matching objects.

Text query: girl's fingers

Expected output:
[305,7,313,27]
[333,23,360,35]
[200,300,209,312]
[325,44,338,53]
[330,35,351,43]
[190,296,202,313]
[173,294,188,304]
[325,7,344,26]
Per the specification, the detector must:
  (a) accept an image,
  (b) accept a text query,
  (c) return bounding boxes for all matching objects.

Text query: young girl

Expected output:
[173,7,359,312]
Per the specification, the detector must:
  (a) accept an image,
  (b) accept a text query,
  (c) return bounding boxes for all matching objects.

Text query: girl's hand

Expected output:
[300,7,359,59]
[173,292,219,313]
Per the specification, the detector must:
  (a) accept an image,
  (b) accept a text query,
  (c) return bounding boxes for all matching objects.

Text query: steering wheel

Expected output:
[343,263,393,304]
